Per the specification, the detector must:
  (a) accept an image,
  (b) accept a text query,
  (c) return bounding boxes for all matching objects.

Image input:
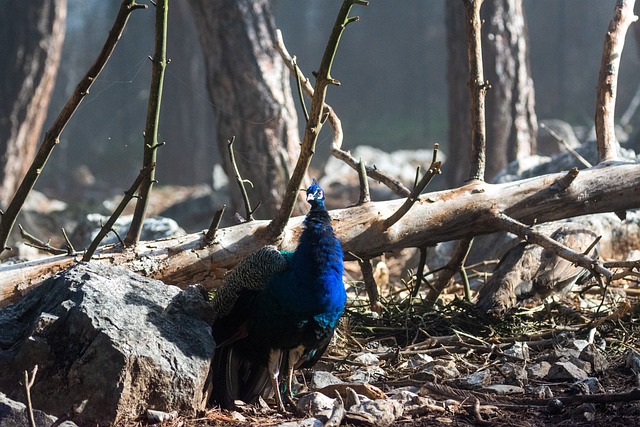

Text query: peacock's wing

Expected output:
[210,246,290,409]
[211,245,290,323]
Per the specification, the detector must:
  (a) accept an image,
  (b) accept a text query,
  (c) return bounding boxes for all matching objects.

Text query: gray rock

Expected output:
[503,342,530,361]
[72,214,186,248]
[0,392,77,427]
[296,392,335,421]
[527,361,552,380]
[546,361,589,381]
[624,349,640,374]
[309,371,344,389]
[449,370,491,390]
[569,378,604,395]
[347,399,403,427]
[0,263,214,426]
[498,362,528,386]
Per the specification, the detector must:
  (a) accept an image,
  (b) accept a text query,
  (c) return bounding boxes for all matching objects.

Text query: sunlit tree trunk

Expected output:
[187,0,303,219]
[0,0,66,207]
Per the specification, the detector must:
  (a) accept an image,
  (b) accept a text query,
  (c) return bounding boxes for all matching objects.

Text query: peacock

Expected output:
[209,179,346,411]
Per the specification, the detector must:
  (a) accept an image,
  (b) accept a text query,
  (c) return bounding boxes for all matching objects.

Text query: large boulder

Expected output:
[0,263,214,426]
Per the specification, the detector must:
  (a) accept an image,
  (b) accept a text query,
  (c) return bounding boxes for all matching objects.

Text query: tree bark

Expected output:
[0,0,66,208]
[3,163,640,307]
[483,0,537,176]
[187,0,303,219]
[445,0,537,186]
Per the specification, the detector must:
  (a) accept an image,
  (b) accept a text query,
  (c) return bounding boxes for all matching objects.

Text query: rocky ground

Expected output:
[131,256,640,427]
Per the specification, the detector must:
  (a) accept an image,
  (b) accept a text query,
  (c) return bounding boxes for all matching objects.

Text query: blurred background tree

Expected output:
[1,0,638,209]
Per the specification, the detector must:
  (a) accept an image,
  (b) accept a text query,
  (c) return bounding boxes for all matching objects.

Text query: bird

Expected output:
[209,179,346,411]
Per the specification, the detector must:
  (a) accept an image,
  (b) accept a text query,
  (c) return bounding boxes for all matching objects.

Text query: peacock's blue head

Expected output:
[306,179,325,209]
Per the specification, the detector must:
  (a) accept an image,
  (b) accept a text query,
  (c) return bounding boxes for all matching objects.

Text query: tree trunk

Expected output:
[186,0,302,219]
[483,0,538,177]
[445,0,537,186]
[0,0,66,208]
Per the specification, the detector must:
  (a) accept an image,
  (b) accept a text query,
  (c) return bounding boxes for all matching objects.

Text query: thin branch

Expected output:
[125,0,168,245]
[425,237,474,304]
[358,258,382,314]
[83,163,155,261]
[594,0,638,162]
[540,123,592,168]
[19,224,67,255]
[61,228,76,255]
[266,0,368,240]
[383,145,441,229]
[357,158,371,204]
[291,56,309,122]
[204,205,226,245]
[550,167,580,192]
[463,0,489,181]
[491,209,613,280]
[411,247,430,297]
[24,365,38,427]
[226,137,257,221]
[0,0,147,256]
[275,29,410,199]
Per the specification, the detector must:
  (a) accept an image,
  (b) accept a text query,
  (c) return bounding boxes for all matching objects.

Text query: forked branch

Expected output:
[266,0,368,240]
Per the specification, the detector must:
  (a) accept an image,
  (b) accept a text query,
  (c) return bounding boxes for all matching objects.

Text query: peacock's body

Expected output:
[210,180,345,411]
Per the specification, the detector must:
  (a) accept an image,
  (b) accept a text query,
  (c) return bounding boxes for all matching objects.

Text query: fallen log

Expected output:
[1,162,639,308]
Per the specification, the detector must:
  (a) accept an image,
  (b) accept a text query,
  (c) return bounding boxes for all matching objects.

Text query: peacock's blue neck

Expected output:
[271,206,345,322]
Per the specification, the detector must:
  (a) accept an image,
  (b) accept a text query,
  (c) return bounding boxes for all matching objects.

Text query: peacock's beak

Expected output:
[306,193,315,201]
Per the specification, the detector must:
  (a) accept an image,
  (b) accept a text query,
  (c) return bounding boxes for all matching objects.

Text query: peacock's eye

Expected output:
[316,190,324,199]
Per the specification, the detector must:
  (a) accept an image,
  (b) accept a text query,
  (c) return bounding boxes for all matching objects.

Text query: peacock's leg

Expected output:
[268,349,286,412]
[285,345,305,399]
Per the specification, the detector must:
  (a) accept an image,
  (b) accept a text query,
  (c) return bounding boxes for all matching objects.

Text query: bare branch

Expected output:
[0,0,147,256]
[25,365,38,427]
[266,0,367,240]
[595,0,638,162]
[125,0,168,245]
[357,159,371,204]
[358,258,382,314]
[227,137,257,221]
[83,163,155,261]
[462,0,489,181]
[274,29,411,198]
[491,209,613,280]
[425,237,473,304]
[204,205,226,246]
[540,123,592,168]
